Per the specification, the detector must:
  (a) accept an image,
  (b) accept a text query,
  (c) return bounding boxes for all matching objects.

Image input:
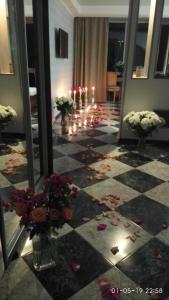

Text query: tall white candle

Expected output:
[79,87,82,109]
[69,90,72,98]
[85,87,88,99]
[73,90,76,102]
[92,86,95,97]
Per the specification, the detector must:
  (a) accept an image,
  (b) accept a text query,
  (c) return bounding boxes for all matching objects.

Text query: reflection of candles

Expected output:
[92,86,95,97]
[79,121,82,128]
[68,127,72,135]
[73,123,77,133]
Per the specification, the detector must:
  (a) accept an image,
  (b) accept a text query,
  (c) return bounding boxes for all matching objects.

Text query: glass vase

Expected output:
[137,136,146,150]
[61,113,69,134]
[32,232,56,271]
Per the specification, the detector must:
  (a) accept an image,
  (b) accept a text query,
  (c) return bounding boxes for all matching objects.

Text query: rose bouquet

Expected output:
[3,173,77,239]
[55,96,74,116]
[0,105,17,130]
[123,111,165,148]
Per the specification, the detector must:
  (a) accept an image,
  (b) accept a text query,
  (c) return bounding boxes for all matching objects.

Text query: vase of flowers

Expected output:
[4,173,77,271]
[123,111,165,150]
[0,105,17,153]
[55,96,74,131]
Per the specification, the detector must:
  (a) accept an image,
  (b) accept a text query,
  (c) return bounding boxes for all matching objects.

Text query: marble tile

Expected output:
[70,150,103,165]
[53,148,65,158]
[69,267,149,300]
[114,169,164,193]
[95,133,117,144]
[77,138,107,148]
[97,126,119,134]
[0,258,52,300]
[84,178,140,207]
[0,173,11,188]
[76,213,151,265]
[55,143,86,155]
[140,144,169,160]
[117,195,169,235]
[156,230,169,247]
[53,156,84,174]
[1,164,29,184]
[137,161,169,181]
[63,133,89,143]
[62,167,108,188]
[117,152,152,167]
[85,129,106,137]
[52,136,68,145]
[24,231,112,300]
[145,182,169,208]
[117,238,169,300]
[68,190,110,228]
[94,145,127,157]
[90,158,133,178]
[14,181,29,189]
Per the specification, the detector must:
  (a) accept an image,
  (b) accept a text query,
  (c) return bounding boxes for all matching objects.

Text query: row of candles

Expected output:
[68,86,96,108]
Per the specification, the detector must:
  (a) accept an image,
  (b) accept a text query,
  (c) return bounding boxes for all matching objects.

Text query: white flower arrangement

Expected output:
[0,105,17,127]
[55,96,74,115]
[123,111,165,138]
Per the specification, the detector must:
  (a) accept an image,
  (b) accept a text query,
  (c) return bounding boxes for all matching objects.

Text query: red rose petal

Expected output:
[71,263,80,272]
[97,224,107,231]
[102,288,121,299]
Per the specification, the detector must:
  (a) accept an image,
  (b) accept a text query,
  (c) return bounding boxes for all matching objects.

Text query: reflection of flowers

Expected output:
[124,111,165,139]
[55,96,74,115]
[3,173,78,239]
[0,105,17,129]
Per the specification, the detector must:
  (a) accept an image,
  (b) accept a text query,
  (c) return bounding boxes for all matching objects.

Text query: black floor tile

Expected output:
[117,238,169,300]
[85,129,106,137]
[70,150,103,165]
[52,136,68,146]
[114,169,163,193]
[117,152,152,167]
[62,167,108,188]
[24,231,112,300]
[68,190,110,228]
[0,186,15,202]
[76,138,107,148]
[53,149,65,159]
[117,195,169,235]
[159,155,169,165]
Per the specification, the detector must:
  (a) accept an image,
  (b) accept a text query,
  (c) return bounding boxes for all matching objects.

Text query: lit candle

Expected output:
[73,90,76,110]
[80,109,82,115]
[79,87,82,109]
[68,127,72,136]
[73,123,77,133]
[92,86,95,97]
[64,93,67,98]
[79,121,82,128]
[94,104,97,109]
[74,114,78,119]
[91,115,93,122]
[84,119,87,127]
[85,87,88,107]
[69,90,72,98]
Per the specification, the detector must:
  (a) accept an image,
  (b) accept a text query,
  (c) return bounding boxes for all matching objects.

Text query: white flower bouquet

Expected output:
[0,105,17,129]
[55,96,74,116]
[123,111,165,148]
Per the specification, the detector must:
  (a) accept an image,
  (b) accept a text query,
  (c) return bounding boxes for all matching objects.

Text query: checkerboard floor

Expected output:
[1,102,169,300]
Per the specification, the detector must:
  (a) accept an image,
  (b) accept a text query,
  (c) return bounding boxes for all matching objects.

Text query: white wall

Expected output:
[48,0,74,117]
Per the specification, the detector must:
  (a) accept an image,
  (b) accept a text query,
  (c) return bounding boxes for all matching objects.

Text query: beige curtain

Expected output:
[73,17,109,102]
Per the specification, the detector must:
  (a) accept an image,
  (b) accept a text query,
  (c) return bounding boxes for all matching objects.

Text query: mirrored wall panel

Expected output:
[155,0,169,78]
[0,0,14,74]
[132,0,156,78]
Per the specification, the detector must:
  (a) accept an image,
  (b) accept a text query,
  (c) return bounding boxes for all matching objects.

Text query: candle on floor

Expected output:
[69,90,72,98]
[79,87,82,109]
[79,121,82,128]
[73,90,76,109]
[92,86,95,97]
[85,87,88,107]
[84,119,87,127]
[91,115,93,123]
[80,109,82,115]
[73,123,77,133]
[74,114,78,119]
[68,127,72,136]
[94,104,97,109]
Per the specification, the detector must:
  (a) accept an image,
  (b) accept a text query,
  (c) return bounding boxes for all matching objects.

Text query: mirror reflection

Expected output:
[0,0,14,75]
[155,0,169,78]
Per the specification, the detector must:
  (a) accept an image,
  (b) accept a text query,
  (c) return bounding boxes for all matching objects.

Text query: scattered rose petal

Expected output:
[135,219,144,225]
[71,263,80,272]
[134,231,141,237]
[91,197,97,202]
[111,246,119,255]
[97,224,107,231]
[97,277,110,291]
[130,235,137,242]
[124,222,130,228]
[111,218,118,226]
[102,287,121,299]
[162,222,168,229]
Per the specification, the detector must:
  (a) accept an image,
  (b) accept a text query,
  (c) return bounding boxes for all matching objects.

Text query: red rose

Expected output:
[62,208,73,220]
[31,208,47,223]
[15,202,27,216]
